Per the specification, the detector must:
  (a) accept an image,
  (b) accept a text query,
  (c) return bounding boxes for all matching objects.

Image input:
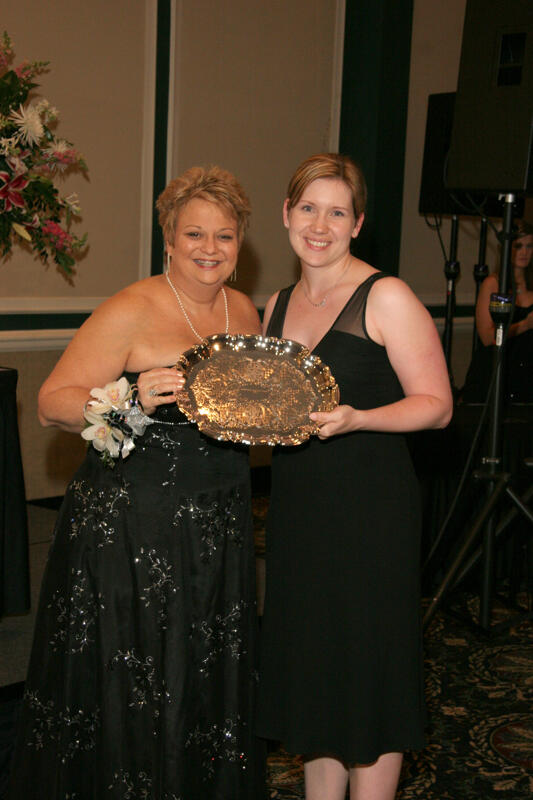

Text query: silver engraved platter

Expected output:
[175,333,339,445]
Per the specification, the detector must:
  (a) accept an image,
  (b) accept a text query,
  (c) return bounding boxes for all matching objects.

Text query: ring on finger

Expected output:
[148,387,158,397]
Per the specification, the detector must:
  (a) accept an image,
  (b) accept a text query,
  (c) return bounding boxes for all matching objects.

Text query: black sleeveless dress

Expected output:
[256,274,425,764]
[6,374,264,799]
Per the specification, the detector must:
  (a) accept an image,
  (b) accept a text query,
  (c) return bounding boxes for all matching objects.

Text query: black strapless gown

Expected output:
[6,373,263,799]
[256,274,426,764]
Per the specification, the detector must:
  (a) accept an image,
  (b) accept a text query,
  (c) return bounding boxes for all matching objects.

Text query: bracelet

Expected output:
[83,397,97,416]
[130,384,145,413]
[119,385,152,436]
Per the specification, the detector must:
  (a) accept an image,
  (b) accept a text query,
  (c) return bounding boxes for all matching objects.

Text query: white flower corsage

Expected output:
[81,377,154,466]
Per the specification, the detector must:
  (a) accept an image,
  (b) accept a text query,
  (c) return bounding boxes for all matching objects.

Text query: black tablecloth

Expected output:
[0,367,30,616]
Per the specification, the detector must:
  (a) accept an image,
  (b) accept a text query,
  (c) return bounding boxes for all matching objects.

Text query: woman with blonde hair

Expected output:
[257,153,452,800]
[7,166,264,798]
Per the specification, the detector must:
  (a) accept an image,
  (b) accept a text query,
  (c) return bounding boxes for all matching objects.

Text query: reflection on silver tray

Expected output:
[175,333,339,445]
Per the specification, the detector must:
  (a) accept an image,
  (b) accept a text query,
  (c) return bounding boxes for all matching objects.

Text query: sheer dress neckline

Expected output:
[274,272,386,352]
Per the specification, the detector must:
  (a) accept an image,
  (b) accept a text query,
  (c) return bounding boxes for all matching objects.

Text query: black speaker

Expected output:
[446,0,533,194]
[418,92,524,216]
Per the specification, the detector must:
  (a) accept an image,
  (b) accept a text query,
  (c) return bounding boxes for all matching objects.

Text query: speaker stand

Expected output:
[442,214,460,390]
[471,216,489,357]
[423,194,533,633]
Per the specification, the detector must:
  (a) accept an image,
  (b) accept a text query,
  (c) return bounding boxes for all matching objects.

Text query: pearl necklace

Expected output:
[166,273,229,341]
[300,260,351,308]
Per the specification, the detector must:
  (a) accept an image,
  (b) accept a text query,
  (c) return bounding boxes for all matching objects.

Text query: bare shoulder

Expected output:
[369,274,423,312]
[264,290,280,303]
[226,286,259,316]
[87,276,160,329]
[476,274,499,309]
[262,291,281,331]
[482,274,499,291]
[365,274,435,346]
[104,275,160,310]
[40,278,162,391]
[225,286,261,332]
[264,291,281,313]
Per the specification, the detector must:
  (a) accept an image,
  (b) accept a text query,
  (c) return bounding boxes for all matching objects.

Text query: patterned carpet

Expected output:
[0,495,531,798]
[263,596,533,799]
[252,498,533,799]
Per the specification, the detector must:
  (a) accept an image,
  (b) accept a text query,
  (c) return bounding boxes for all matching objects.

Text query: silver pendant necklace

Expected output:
[300,260,351,308]
[166,273,229,341]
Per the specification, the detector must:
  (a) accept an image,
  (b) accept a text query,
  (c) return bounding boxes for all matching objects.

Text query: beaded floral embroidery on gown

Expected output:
[7,374,263,799]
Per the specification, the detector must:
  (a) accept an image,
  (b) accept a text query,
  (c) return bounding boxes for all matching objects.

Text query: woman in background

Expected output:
[462,219,533,404]
[257,153,452,800]
[7,166,264,799]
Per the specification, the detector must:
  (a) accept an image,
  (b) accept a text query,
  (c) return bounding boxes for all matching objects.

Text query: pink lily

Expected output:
[0,171,29,211]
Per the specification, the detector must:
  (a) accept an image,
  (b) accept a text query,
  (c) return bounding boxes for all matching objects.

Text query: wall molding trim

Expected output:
[0,311,475,353]
[0,329,76,352]
[0,297,105,314]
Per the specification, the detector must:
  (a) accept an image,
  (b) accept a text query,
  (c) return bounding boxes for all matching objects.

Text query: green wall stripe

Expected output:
[0,306,473,332]
[340,0,413,276]
[150,0,172,276]
[0,313,90,332]
[426,305,475,319]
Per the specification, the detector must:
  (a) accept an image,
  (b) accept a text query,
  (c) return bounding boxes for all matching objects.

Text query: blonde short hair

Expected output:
[156,165,251,244]
[286,153,367,220]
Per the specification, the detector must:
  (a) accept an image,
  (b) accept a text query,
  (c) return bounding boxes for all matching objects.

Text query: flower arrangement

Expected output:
[0,32,88,279]
[82,378,154,467]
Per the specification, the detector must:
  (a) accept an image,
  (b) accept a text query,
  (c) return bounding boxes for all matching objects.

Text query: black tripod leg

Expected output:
[505,486,533,526]
[422,475,508,630]
[451,484,533,589]
[480,499,497,629]
[442,215,460,385]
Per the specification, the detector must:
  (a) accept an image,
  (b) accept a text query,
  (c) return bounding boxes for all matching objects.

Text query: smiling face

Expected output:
[166,197,239,287]
[511,234,533,270]
[283,177,363,270]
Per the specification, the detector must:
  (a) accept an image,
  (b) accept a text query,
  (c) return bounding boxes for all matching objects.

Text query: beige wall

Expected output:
[170,0,343,306]
[2,0,342,497]
[1,0,152,497]
[0,0,150,306]
[2,0,531,496]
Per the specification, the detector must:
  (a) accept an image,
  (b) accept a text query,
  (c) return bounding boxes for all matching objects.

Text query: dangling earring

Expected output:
[230,266,237,282]
[166,251,171,274]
